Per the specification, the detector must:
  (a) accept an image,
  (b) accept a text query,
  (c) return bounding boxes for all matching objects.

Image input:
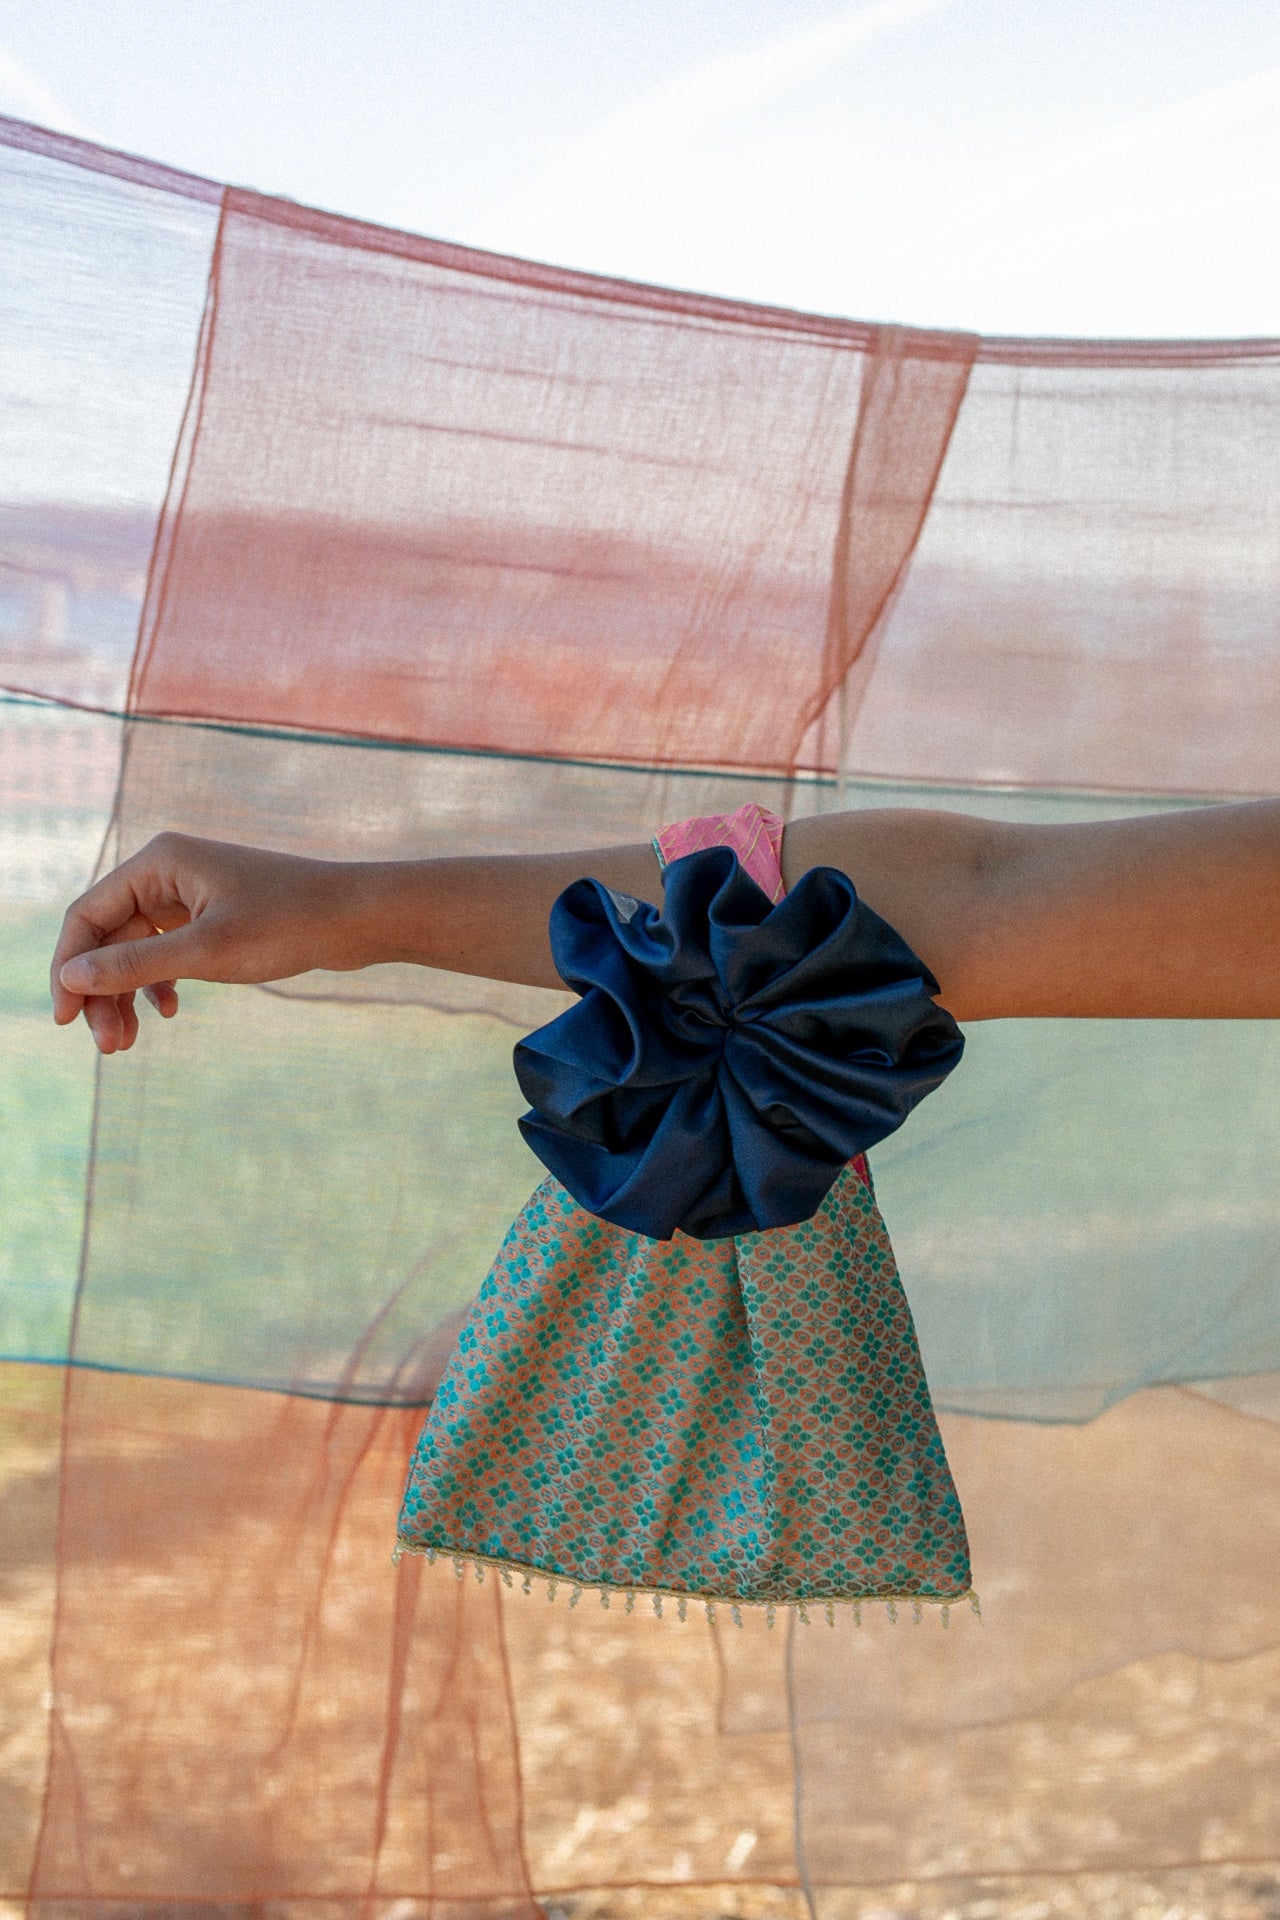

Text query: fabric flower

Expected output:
[514,846,964,1240]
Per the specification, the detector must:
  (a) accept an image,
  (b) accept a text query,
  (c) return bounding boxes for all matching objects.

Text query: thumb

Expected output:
[60,921,213,996]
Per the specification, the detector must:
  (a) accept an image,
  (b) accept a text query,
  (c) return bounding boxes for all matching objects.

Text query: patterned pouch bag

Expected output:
[396,804,975,1621]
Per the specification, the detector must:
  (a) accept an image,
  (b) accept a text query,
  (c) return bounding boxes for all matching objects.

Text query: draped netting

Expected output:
[2,110,1279,1919]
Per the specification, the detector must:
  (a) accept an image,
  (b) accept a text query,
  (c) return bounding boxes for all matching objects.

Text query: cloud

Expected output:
[476,0,958,252]
[0,44,95,140]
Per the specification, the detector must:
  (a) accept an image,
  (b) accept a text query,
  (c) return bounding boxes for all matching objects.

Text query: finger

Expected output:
[55,910,157,1025]
[52,879,150,1022]
[119,992,140,1050]
[84,983,174,1053]
[59,920,212,1001]
[142,981,180,1018]
[79,917,150,1053]
[51,867,192,1024]
[68,913,178,1045]
[84,984,149,1051]
[96,921,177,1025]
[83,992,125,1054]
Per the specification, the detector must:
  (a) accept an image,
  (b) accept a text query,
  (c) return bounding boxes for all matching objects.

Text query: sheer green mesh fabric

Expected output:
[2,111,1279,1916]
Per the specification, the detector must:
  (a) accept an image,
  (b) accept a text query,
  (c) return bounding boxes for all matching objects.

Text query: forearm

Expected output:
[340,843,663,991]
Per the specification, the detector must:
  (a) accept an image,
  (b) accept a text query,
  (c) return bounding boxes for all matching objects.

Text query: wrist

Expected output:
[317,859,404,972]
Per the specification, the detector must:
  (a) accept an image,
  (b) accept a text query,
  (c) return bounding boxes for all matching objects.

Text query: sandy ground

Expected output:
[3,1364,1278,1920]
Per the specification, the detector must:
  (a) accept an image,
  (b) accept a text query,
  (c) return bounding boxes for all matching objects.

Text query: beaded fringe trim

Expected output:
[391,1539,981,1628]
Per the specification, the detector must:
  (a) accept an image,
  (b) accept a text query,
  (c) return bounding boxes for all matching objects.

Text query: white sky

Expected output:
[1,0,1278,338]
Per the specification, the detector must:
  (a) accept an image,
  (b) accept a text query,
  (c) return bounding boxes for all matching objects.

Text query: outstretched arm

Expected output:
[51,799,1280,1054]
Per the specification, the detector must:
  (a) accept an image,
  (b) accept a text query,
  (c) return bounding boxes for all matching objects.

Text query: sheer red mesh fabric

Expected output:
[3,114,1280,1919]
[125,190,977,775]
[29,1374,536,1913]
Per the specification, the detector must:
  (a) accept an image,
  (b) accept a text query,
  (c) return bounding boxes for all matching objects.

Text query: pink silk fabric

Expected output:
[654,801,787,903]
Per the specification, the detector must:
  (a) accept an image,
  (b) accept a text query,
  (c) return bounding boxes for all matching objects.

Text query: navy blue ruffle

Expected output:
[513,846,964,1241]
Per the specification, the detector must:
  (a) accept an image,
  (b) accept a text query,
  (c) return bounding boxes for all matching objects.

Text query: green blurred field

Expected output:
[1,900,550,1394]
[6,856,1280,1413]
[0,907,95,1362]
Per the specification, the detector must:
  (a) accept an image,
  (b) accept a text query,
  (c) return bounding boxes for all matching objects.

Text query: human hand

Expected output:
[51,832,362,1054]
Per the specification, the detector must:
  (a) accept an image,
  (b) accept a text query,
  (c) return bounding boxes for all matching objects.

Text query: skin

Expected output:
[50,798,1280,1055]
